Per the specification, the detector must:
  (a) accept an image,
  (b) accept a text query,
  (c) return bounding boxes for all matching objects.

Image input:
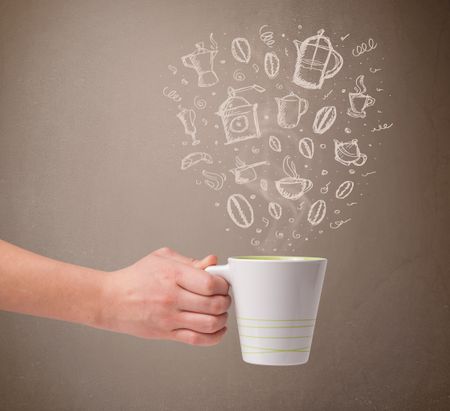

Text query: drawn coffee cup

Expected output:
[275,155,313,200]
[334,138,367,167]
[275,92,309,129]
[347,75,375,119]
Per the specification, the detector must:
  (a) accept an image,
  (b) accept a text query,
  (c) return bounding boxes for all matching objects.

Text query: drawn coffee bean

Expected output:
[264,51,280,79]
[298,137,314,159]
[307,199,327,226]
[227,194,254,228]
[335,180,354,199]
[231,37,251,63]
[268,201,282,220]
[269,135,282,152]
[313,105,337,134]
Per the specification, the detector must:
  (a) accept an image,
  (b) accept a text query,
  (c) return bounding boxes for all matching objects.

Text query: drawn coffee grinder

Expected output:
[181,42,219,88]
[292,29,343,90]
[347,75,376,118]
[216,84,266,145]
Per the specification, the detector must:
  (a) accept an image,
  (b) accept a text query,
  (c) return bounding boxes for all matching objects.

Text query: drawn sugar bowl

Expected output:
[181,42,219,88]
[275,92,309,129]
[216,84,265,145]
[334,138,368,167]
[293,29,343,90]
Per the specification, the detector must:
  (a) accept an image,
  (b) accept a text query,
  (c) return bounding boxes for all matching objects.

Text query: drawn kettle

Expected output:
[292,29,343,90]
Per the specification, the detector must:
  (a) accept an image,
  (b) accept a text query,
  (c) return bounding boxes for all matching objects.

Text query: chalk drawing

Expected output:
[262,217,270,227]
[251,238,261,246]
[269,135,282,152]
[334,139,367,167]
[230,156,270,185]
[260,179,268,191]
[352,38,377,57]
[276,92,309,129]
[202,170,226,191]
[320,181,331,194]
[227,194,254,228]
[217,85,265,145]
[268,201,282,220]
[340,33,350,41]
[321,169,328,175]
[369,67,382,73]
[323,89,334,100]
[335,180,354,199]
[264,52,280,79]
[194,96,207,110]
[231,37,251,63]
[330,218,351,229]
[362,171,376,177]
[371,123,393,132]
[168,65,177,75]
[252,63,260,73]
[275,231,284,239]
[163,87,182,102]
[259,25,275,47]
[347,202,357,207]
[307,200,327,226]
[180,152,213,170]
[313,105,337,134]
[251,146,260,154]
[275,83,283,90]
[276,155,313,200]
[293,29,343,90]
[181,78,189,85]
[233,69,246,82]
[347,75,375,119]
[181,41,219,87]
[177,108,200,145]
[292,230,301,239]
[299,137,314,159]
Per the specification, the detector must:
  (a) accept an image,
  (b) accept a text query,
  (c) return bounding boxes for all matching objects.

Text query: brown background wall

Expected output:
[0,0,449,410]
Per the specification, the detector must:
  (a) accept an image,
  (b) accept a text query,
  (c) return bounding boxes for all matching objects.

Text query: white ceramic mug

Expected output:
[206,256,327,366]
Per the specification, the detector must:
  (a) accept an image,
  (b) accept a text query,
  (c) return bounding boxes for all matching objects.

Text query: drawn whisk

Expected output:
[259,25,275,48]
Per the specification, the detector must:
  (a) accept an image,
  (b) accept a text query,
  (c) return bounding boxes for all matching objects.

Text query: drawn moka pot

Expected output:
[216,84,265,145]
[181,42,219,88]
[293,29,343,90]
[334,138,367,167]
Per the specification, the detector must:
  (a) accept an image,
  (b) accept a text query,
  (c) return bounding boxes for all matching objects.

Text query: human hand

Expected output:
[100,247,231,346]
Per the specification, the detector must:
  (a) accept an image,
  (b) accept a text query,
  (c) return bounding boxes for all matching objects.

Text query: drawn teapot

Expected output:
[292,29,343,90]
[275,92,309,129]
[334,138,367,167]
[181,42,219,88]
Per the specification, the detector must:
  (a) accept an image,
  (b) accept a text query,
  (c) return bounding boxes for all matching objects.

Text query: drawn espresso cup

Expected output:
[347,93,376,118]
[275,92,309,129]
[206,256,327,366]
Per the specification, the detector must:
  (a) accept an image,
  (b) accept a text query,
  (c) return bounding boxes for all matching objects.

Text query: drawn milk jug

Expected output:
[181,42,219,88]
[275,92,309,129]
[292,29,343,90]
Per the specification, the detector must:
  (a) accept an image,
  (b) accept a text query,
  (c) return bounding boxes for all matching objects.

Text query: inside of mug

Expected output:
[233,256,325,261]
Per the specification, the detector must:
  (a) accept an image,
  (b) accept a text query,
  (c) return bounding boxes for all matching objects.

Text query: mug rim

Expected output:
[229,256,326,262]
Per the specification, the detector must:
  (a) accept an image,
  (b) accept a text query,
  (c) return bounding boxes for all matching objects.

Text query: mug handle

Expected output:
[299,98,309,116]
[324,49,343,80]
[354,153,367,166]
[366,96,376,107]
[205,264,232,285]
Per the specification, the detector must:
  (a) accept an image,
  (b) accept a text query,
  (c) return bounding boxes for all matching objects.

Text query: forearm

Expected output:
[0,240,107,328]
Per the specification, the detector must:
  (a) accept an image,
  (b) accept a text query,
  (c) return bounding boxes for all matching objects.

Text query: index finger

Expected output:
[175,263,229,296]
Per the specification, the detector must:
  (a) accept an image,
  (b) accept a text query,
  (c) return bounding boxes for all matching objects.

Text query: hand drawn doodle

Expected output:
[251,146,260,154]
[323,89,333,100]
[227,194,254,228]
[177,108,200,145]
[268,201,282,220]
[202,170,226,191]
[276,155,313,200]
[252,63,260,73]
[320,182,331,194]
[275,231,284,239]
[260,179,268,191]
[308,199,327,226]
[292,230,302,239]
[352,38,377,57]
[371,123,393,132]
[233,69,246,82]
[298,137,314,159]
[334,209,341,214]
[201,118,208,126]
[181,78,189,85]
[362,171,376,177]
[335,180,354,199]
[181,41,219,88]
[347,202,357,206]
[217,85,265,145]
[313,105,337,134]
[369,67,382,73]
[262,217,270,227]
[264,52,280,79]
[340,33,350,41]
[180,152,213,170]
[268,135,282,152]
[321,169,328,175]
[334,139,367,167]
[293,29,343,90]
[259,25,275,47]
[347,75,375,119]
[251,238,261,246]
[256,228,262,233]
[284,47,289,56]
[288,217,295,223]
[231,37,251,63]
[275,83,283,90]
[163,87,182,102]
[194,96,207,110]
[297,201,305,210]
[330,218,351,229]
[168,65,177,75]
[230,156,269,184]
[376,88,384,92]
[276,92,309,129]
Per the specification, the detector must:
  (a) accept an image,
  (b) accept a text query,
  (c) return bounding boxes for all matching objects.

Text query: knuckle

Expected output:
[159,292,176,307]
[204,276,216,294]
[156,247,173,256]
[205,315,220,332]
[186,332,201,346]
[210,297,228,314]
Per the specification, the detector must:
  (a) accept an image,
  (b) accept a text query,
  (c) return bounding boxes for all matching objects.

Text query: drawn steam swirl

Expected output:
[259,25,275,47]
[194,96,207,110]
[233,69,246,82]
